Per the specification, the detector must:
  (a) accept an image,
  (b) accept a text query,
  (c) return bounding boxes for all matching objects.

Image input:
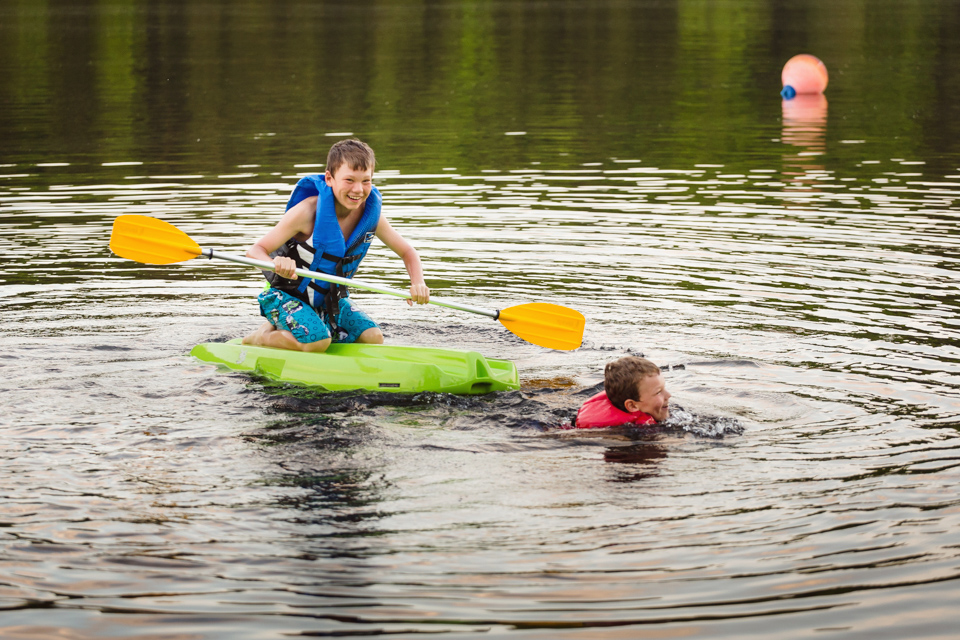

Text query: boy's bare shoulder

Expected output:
[284,196,319,231]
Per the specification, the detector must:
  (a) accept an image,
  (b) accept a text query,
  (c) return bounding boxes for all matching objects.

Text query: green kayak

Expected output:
[190,339,519,395]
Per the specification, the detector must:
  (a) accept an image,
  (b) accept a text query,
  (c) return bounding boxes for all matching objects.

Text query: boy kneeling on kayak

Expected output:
[243,139,429,353]
[576,356,672,428]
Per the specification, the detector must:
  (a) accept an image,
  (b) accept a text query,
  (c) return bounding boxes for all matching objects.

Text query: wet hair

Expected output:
[604,356,661,412]
[326,138,376,177]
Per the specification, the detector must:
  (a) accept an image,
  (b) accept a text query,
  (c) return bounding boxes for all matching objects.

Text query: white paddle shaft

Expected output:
[205,249,499,319]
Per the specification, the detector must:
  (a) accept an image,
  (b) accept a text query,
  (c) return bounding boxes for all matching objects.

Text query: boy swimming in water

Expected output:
[576,356,671,428]
[243,138,429,353]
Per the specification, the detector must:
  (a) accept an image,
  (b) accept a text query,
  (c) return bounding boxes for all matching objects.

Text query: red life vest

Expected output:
[576,391,656,429]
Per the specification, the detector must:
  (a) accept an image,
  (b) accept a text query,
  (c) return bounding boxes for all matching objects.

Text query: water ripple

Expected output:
[2,162,960,638]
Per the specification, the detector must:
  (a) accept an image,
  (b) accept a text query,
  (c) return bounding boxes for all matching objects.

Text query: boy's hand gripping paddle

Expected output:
[109,215,585,351]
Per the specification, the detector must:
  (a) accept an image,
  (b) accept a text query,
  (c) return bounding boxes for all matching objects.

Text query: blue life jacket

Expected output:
[265,175,381,316]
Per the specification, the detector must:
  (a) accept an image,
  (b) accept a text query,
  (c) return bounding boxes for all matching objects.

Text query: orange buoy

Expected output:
[781,54,828,99]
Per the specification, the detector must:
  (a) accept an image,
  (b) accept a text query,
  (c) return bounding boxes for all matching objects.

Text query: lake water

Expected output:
[2,1,960,638]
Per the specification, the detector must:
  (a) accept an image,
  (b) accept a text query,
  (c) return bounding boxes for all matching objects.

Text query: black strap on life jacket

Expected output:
[312,251,363,333]
[265,239,364,340]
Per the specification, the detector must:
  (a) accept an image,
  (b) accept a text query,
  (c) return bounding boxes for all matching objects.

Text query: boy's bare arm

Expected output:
[376,217,430,305]
[247,197,317,279]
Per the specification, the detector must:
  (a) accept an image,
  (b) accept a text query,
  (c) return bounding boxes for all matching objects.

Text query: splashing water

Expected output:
[664,406,746,438]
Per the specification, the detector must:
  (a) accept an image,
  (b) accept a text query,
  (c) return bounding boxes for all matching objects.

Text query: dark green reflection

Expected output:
[1,0,959,176]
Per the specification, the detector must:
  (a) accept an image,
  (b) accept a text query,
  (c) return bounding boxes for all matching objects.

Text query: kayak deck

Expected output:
[190,339,519,395]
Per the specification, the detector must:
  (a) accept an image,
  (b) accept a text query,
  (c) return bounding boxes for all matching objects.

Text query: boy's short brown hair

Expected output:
[326,138,375,177]
[604,356,661,412]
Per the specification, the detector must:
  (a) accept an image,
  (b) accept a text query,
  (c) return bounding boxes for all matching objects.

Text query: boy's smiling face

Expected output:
[325,164,373,217]
[624,373,671,422]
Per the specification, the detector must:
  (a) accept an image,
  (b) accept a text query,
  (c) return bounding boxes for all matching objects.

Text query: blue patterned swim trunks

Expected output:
[257,288,378,344]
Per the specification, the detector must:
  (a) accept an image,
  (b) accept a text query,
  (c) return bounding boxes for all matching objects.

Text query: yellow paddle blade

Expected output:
[110,215,203,264]
[498,303,585,351]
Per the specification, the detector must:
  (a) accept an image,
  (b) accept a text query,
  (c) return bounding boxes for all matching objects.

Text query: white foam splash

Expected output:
[664,407,745,438]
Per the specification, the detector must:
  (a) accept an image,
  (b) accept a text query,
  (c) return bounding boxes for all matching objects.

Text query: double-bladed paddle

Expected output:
[109,215,585,350]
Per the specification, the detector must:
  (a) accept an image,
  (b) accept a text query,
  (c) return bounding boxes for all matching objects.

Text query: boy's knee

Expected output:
[297,338,332,353]
[357,327,383,344]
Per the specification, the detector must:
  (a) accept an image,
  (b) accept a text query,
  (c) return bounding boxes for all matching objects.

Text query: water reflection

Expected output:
[781,93,828,188]
[271,468,387,533]
[3,1,960,173]
[604,439,668,483]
